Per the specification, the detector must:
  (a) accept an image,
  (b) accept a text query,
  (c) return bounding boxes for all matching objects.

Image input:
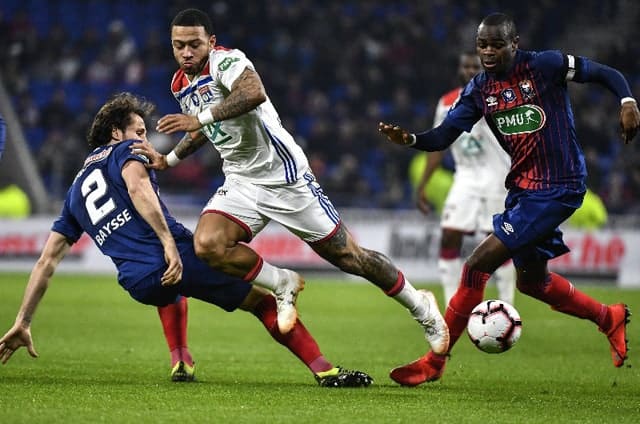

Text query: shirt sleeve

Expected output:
[569,55,633,99]
[213,49,256,91]
[533,50,567,83]
[51,198,83,243]
[114,143,150,170]
[444,81,483,133]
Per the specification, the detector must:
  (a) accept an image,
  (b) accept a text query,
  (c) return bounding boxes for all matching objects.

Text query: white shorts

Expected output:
[202,171,341,242]
[440,180,506,234]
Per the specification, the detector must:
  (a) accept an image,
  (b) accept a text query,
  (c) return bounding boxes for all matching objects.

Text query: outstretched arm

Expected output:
[378,121,462,151]
[155,67,267,134]
[0,231,70,364]
[570,56,640,143]
[121,160,182,286]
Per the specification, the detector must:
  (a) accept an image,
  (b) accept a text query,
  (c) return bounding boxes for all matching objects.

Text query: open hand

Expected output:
[0,324,38,364]
[620,101,640,144]
[130,140,167,170]
[161,245,183,286]
[378,122,414,146]
[157,113,202,134]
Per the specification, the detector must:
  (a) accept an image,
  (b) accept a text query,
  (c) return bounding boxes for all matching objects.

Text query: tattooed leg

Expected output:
[310,224,398,291]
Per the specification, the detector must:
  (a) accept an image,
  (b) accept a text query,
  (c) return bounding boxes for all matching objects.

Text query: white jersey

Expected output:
[434,87,510,194]
[170,46,309,185]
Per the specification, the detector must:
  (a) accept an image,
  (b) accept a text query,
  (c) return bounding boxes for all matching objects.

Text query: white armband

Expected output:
[166,151,181,167]
[621,97,637,106]
[407,133,417,146]
[197,108,215,126]
[566,55,576,81]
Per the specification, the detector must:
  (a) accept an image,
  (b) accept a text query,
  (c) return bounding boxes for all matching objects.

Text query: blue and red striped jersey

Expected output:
[446,49,587,191]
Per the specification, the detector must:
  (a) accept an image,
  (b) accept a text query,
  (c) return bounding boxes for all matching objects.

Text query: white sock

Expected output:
[493,261,516,305]
[252,260,283,291]
[439,257,463,305]
[392,277,428,318]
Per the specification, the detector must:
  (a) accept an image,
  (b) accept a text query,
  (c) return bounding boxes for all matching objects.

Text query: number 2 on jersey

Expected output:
[81,168,116,225]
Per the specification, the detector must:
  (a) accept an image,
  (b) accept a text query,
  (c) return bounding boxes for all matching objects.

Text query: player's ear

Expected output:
[511,35,520,51]
[209,35,216,50]
[111,126,122,142]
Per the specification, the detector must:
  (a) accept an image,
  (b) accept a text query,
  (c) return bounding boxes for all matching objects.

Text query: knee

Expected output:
[193,231,227,266]
[516,278,545,299]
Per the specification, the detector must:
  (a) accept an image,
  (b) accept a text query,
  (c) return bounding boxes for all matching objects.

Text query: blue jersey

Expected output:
[52,140,193,286]
[446,49,587,191]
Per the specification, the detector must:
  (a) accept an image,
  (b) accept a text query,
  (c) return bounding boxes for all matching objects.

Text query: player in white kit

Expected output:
[415,52,515,305]
[132,8,449,357]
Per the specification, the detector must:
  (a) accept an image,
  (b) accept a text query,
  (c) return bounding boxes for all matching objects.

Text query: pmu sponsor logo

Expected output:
[218,57,240,71]
[492,104,546,135]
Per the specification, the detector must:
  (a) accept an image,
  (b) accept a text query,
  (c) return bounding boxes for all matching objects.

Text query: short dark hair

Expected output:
[87,92,154,148]
[480,13,518,40]
[171,8,215,35]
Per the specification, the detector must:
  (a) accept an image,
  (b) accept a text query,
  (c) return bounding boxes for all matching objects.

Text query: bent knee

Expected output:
[193,231,228,264]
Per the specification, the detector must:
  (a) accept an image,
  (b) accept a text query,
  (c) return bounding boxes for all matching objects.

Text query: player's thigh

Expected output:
[200,177,269,242]
[178,247,252,311]
[467,233,511,273]
[124,271,181,306]
[257,172,340,242]
[493,187,582,266]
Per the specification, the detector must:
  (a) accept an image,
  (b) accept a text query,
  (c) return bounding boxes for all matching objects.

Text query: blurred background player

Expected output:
[0,112,5,161]
[131,8,449,355]
[0,92,373,388]
[416,51,515,305]
[379,12,638,386]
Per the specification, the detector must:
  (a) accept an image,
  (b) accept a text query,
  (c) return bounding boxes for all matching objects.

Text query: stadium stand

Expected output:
[1,0,639,214]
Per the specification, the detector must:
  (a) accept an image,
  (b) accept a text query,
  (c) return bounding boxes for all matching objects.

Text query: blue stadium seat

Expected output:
[61,81,85,113]
[24,126,46,151]
[29,80,56,108]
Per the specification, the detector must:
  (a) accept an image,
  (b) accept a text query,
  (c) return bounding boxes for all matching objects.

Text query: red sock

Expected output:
[519,272,608,327]
[423,266,489,365]
[253,295,332,374]
[157,296,193,366]
[445,264,490,351]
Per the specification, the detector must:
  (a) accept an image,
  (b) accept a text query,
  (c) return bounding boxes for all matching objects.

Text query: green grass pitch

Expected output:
[0,272,638,423]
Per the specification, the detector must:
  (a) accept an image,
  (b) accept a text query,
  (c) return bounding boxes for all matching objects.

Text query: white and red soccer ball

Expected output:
[467,300,522,353]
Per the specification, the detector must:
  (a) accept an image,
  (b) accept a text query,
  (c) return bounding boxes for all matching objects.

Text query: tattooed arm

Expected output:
[156,67,267,135]
[211,67,267,122]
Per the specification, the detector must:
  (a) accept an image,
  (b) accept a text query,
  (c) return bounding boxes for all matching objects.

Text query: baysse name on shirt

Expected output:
[95,209,132,246]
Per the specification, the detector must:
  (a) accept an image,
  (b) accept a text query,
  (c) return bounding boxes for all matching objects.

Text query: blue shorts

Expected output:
[124,240,252,310]
[492,187,585,268]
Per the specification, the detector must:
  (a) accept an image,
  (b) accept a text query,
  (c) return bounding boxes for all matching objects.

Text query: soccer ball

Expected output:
[467,300,522,353]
